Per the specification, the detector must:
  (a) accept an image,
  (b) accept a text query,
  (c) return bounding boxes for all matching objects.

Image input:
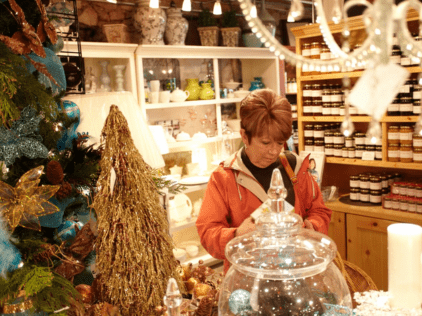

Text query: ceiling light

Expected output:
[213,0,222,15]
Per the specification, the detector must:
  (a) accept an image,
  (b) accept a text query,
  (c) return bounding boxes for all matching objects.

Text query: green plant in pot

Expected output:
[197,6,219,46]
[221,8,242,47]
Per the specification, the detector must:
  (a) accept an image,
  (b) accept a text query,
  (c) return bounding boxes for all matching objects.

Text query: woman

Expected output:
[196,89,332,273]
[308,158,321,185]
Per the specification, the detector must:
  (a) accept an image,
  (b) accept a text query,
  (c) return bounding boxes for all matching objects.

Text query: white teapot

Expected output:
[170,88,190,102]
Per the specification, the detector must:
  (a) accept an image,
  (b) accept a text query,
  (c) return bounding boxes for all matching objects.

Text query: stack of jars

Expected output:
[387,78,422,116]
[349,173,398,205]
[383,181,422,213]
[387,124,422,163]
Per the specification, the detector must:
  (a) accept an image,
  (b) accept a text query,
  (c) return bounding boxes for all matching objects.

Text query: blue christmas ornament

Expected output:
[24,47,66,96]
[0,219,22,276]
[57,100,80,151]
[39,197,76,228]
[55,220,83,242]
[46,36,64,53]
[229,289,252,314]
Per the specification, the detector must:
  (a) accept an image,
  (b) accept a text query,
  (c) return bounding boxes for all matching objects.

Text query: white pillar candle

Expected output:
[388,223,422,309]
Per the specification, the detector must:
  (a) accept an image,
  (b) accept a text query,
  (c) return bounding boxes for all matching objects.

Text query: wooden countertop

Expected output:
[325,196,422,225]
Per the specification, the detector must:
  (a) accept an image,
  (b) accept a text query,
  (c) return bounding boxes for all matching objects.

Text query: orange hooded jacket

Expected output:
[196,150,332,273]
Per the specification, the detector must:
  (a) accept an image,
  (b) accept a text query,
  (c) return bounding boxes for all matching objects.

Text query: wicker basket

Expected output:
[333,252,378,308]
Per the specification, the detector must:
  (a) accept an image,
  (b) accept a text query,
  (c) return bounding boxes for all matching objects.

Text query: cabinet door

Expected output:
[346,214,397,291]
[328,211,346,260]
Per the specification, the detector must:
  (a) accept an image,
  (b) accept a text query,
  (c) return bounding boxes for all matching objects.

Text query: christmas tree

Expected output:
[92,105,185,316]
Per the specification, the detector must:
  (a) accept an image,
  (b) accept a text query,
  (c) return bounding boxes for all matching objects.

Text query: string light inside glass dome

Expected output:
[237,0,422,139]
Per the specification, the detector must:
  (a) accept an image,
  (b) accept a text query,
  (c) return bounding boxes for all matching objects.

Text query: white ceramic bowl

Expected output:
[176,131,191,141]
[234,89,250,99]
[224,81,241,90]
[173,248,187,262]
[186,245,199,257]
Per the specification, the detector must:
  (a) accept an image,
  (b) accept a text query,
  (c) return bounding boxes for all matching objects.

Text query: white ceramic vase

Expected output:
[113,65,126,92]
[133,0,166,45]
[165,6,188,45]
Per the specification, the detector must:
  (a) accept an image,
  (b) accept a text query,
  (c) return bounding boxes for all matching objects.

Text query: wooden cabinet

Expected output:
[328,211,346,259]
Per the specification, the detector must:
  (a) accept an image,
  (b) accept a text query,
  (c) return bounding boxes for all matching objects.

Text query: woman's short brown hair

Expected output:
[239,89,292,143]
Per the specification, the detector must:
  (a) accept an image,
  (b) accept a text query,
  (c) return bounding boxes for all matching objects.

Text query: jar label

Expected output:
[388,103,399,111]
[315,146,324,152]
[348,152,356,159]
[414,91,422,99]
[345,139,354,147]
[391,185,400,194]
[370,195,382,204]
[305,145,314,152]
[360,194,369,202]
[350,192,359,200]
[322,108,331,115]
[350,180,359,187]
[360,182,369,189]
[331,95,342,102]
[408,204,417,212]
[388,150,399,158]
[400,103,413,112]
[392,200,400,209]
[325,148,333,156]
[417,190,422,198]
[331,108,340,115]
[413,152,422,161]
[398,187,407,195]
[400,132,413,141]
[355,138,365,145]
[399,85,410,93]
[320,52,331,60]
[314,130,324,138]
[370,183,382,190]
[342,151,348,158]
[376,151,383,160]
[312,106,323,114]
[417,204,422,213]
[325,136,333,143]
[334,136,344,144]
[304,130,314,137]
[303,107,313,114]
[382,180,388,188]
[302,49,311,57]
[322,95,331,102]
[384,200,392,209]
[408,188,417,197]
[303,90,312,97]
[356,150,363,158]
[388,132,399,140]
[334,149,342,156]
[312,90,322,97]
[414,106,422,114]
[310,48,321,55]
[400,202,408,211]
[390,55,401,64]
[400,150,413,159]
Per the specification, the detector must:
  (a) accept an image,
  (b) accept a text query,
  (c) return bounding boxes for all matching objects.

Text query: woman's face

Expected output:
[309,159,316,169]
[241,129,284,168]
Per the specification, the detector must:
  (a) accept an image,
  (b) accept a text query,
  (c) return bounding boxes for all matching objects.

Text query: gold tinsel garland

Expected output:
[91,105,184,316]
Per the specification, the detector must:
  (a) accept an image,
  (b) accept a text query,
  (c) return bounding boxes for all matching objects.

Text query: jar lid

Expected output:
[303,43,310,47]
[311,42,320,45]
[361,189,370,193]
[401,143,413,147]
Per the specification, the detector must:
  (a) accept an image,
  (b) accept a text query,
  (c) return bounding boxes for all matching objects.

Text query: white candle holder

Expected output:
[113,65,126,92]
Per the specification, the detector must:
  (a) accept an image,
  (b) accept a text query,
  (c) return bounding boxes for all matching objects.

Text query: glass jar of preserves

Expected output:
[387,98,400,116]
[400,96,413,116]
[304,124,314,140]
[333,132,344,145]
[322,103,331,116]
[417,201,422,214]
[342,147,348,158]
[398,184,408,196]
[360,189,370,202]
[399,125,413,144]
[399,199,408,211]
[382,187,389,196]
[414,147,422,163]
[312,100,323,116]
[391,198,400,210]
[350,175,360,188]
[365,145,375,156]
[413,133,422,148]
[324,131,334,144]
[331,84,343,102]
[303,100,313,116]
[314,124,324,141]
[324,143,334,157]
[359,175,370,189]
[331,102,341,116]
[348,147,356,158]
[303,84,313,101]
[408,184,417,197]
[414,100,421,115]
[355,145,365,159]
[345,137,354,147]
[312,84,322,101]
[302,43,311,58]
[339,104,345,116]
[350,188,360,201]
[304,139,314,152]
[387,174,395,186]
[369,176,382,190]
[375,145,382,160]
[408,200,417,213]
[383,197,393,209]
[413,84,421,100]
[369,190,382,204]
[416,186,422,198]
[322,85,331,103]
[391,37,401,64]
[388,143,400,162]
[399,79,412,97]
[391,182,401,195]
[314,140,325,152]
[310,42,321,59]
[333,144,343,157]
[354,133,366,145]
[380,175,388,188]
[400,143,413,162]
[388,125,400,144]
[320,43,331,61]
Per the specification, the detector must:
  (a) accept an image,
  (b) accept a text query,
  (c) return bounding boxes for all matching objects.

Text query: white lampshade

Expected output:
[149,125,169,155]
[182,0,191,12]
[250,4,257,18]
[64,92,166,169]
[149,0,159,8]
[213,0,222,15]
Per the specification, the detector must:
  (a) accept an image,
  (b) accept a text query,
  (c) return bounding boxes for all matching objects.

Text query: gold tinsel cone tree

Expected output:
[92,105,184,315]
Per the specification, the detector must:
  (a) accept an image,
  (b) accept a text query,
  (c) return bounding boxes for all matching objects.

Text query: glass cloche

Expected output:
[218,169,352,316]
